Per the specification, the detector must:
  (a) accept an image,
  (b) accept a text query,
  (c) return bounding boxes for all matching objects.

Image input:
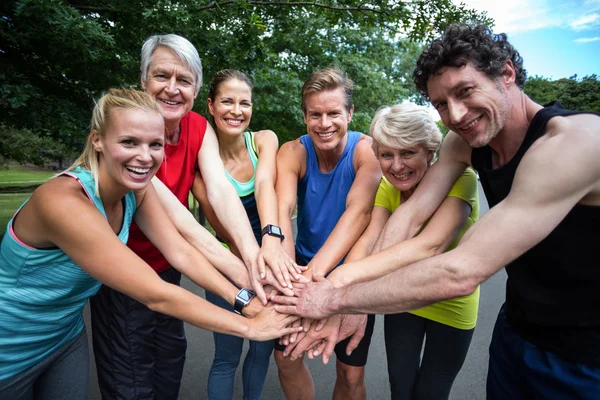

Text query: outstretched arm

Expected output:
[329,172,474,287]
[197,124,261,284]
[325,126,600,316]
[153,176,251,289]
[253,130,303,289]
[34,182,300,341]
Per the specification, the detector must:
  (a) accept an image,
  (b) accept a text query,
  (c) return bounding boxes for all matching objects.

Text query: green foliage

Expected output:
[436,119,449,137]
[524,75,600,114]
[0,124,77,169]
[1,0,493,163]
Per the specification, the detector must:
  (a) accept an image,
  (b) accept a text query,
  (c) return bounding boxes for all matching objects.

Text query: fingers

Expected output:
[312,274,327,282]
[320,338,337,365]
[290,335,320,360]
[303,339,324,360]
[252,278,268,305]
[273,305,298,315]
[272,262,291,290]
[288,319,302,346]
[257,255,267,280]
[279,325,307,337]
[301,318,313,333]
[283,330,306,357]
[270,295,298,306]
[345,330,363,358]
[315,318,328,332]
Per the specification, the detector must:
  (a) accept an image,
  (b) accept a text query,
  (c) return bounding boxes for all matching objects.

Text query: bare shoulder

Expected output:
[516,115,600,206]
[440,131,473,166]
[546,113,600,139]
[15,176,93,246]
[279,138,306,159]
[253,129,279,150]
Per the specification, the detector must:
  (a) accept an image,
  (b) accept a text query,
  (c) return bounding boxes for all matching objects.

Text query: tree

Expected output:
[524,75,600,114]
[1,0,492,164]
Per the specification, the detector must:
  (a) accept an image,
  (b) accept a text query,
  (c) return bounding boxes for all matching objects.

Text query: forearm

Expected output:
[328,236,436,287]
[208,182,260,265]
[333,250,478,315]
[278,201,296,258]
[167,245,241,305]
[147,282,251,337]
[310,208,371,276]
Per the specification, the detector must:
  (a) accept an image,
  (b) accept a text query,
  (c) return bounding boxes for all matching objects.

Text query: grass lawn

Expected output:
[0,193,31,239]
[0,164,55,188]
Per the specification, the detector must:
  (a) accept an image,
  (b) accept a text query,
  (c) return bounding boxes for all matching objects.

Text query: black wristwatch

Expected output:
[234,288,255,315]
[261,224,285,241]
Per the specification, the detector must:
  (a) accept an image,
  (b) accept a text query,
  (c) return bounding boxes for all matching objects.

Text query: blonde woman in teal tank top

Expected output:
[0,89,301,399]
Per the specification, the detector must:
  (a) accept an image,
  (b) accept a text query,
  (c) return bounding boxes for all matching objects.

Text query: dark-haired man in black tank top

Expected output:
[273,24,600,399]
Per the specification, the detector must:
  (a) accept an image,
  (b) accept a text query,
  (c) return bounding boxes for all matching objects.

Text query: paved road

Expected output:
[86,183,507,399]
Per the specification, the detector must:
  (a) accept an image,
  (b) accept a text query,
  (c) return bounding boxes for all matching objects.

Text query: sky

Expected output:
[458,0,600,80]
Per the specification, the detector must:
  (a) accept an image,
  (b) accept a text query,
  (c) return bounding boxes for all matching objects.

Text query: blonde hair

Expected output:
[301,67,353,114]
[370,103,442,161]
[68,88,162,196]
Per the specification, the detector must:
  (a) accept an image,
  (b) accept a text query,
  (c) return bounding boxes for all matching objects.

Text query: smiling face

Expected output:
[141,46,197,132]
[428,63,512,148]
[208,78,253,138]
[376,143,433,194]
[303,87,353,153]
[94,107,165,191]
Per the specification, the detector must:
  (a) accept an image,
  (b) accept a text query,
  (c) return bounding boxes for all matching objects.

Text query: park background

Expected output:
[1,0,599,398]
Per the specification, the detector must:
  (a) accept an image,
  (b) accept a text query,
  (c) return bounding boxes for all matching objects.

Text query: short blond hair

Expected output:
[301,67,353,114]
[68,88,162,196]
[370,103,442,159]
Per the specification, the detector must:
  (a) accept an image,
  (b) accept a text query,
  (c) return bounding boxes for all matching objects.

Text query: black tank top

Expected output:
[471,101,600,367]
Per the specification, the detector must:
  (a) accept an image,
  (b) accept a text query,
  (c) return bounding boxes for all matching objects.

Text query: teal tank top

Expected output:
[0,167,136,381]
[224,131,259,197]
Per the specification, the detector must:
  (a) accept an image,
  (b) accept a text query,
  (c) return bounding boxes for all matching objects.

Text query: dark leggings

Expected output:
[384,312,474,400]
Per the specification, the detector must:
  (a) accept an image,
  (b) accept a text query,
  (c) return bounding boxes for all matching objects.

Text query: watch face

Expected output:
[238,289,253,302]
[271,226,282,236]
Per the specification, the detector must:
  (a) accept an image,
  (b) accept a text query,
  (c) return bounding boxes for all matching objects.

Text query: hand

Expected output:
[245,305,303,341]
[286,314,367,364]
[272,275,339,320]
[248,253,295,304]
[242,297,264,318]
[258,236,306,289]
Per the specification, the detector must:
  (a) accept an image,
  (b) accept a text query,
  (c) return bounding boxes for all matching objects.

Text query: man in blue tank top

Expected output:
[273,26,600,399]
[274,67,381,400]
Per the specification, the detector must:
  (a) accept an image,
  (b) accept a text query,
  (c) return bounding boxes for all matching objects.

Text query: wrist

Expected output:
[329,286,346,314]
[242,297,262,318]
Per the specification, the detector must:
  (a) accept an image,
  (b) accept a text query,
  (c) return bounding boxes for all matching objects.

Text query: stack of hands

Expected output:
[245,245,367,365]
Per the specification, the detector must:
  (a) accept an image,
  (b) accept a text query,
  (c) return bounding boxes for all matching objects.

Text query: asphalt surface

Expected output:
[86,183,507,399]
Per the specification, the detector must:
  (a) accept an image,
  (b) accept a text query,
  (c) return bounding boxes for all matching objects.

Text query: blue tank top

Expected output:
[295,131,360,264]
[0,167,136,380]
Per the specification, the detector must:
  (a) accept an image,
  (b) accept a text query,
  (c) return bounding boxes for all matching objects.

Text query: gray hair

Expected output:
[370,103,442,157]
[140,34,203,93]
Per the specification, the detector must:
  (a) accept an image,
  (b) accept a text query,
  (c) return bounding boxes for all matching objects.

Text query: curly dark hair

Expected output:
[413,24,526,99]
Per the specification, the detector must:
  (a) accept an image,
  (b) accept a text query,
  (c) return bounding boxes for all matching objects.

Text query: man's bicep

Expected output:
[458,140,594,276]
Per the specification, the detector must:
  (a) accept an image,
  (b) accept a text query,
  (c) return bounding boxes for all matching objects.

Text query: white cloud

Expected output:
[570,14,600,30]
[573,36,600,42]
[457,0,600,34]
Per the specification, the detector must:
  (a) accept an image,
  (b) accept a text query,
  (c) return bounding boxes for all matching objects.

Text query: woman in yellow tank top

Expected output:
[327,102,480,399]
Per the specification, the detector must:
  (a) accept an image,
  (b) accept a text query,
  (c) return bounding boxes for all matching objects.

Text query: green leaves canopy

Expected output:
[1,0,492,165]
